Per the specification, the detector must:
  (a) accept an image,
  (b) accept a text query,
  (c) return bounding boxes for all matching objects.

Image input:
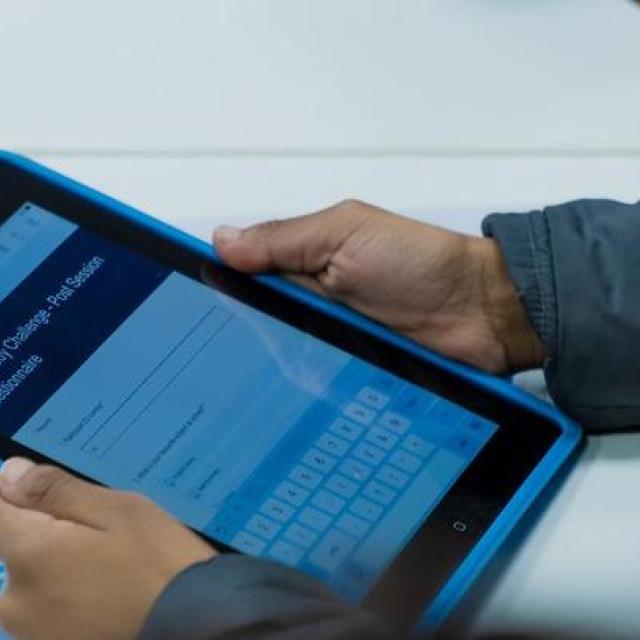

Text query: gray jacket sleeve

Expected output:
[482,199,640,432]
[139,554,392,640]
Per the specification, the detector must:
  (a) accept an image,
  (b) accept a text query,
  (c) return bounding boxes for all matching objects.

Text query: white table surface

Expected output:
[2,0,640,637]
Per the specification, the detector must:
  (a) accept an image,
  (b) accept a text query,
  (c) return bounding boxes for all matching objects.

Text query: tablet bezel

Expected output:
[0,154,582,632]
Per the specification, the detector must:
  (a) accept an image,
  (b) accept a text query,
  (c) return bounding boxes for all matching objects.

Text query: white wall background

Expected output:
[1,1,640,637]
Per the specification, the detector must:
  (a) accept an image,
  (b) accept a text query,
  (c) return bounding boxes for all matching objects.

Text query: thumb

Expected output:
[213,201,367,274]
[0,457,116,528]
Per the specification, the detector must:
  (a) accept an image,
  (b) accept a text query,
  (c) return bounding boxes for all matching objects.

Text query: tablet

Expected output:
[0,153,582,633]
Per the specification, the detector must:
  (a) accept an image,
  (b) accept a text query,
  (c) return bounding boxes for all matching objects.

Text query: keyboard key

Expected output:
[370,371,399,394]
[298,506,332,532]
[365,426,399,451]
[269,540,304,567]
[356,386,390,410]
[378,411,411,435]
[260,498,295,524]
[308,529,357,572]
[329,417,364,442]
[312,489,346,515]
[465,416,488,432]
[377,464,409,489]
[289,464,322,490]
[274,481,310,507]
[325,473,358,499]
[396,389,433,417]
[389,449,422,474]
[245,514,282,540]
[428,399,460,423]
[401,434,434,458]
[343,401,376,426]
[284,522,318,549]
[350,497,384,522]
[303,448,338,474]
[336,512,370,538]
[315,433,351,457]
[363,480,397,506]
[231,531,267,555]
[447,431,478,456]
[340,457,372,482]
[353,442,386,466]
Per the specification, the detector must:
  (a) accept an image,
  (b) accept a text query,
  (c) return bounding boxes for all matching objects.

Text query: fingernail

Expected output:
[215,226,243,244]
[0,457,35,487]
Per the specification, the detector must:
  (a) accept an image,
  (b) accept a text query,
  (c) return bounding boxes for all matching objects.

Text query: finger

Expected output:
[213,200,368,274]
[0,458,116,528]
[201,260,329,301]
[0,596,17,637]
[283,273,330,297]
[0,497,50,558]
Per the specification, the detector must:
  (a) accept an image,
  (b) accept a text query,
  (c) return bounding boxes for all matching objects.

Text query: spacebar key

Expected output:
[308,529,357,572]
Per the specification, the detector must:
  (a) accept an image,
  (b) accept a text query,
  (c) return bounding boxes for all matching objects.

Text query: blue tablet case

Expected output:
[0,151,583,633]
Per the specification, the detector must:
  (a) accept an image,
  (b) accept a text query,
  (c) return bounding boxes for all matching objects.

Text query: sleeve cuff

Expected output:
[481,211,558,377]
[139,554,391,640]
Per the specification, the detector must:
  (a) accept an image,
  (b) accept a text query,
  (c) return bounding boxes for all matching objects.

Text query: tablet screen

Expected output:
[0,201,505,603]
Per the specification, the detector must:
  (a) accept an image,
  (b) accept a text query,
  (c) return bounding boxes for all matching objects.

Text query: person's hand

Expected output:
[214,200,544,374]
[0,458,216,640]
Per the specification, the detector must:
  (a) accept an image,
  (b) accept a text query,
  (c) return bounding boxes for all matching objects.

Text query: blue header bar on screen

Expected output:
[0,203,77,304]
[0,224,171,436]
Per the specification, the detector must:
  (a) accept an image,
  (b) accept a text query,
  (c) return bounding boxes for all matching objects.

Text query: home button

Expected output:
[452,519,468,533]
